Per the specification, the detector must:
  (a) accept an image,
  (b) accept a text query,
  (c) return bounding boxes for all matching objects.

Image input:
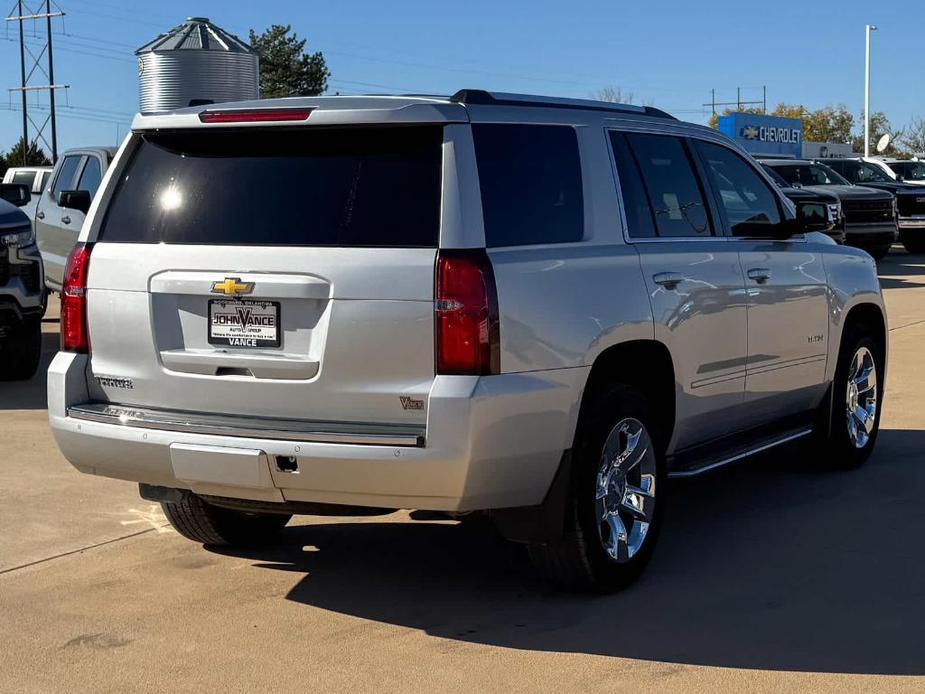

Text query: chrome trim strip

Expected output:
[668,429,812,479]
[66,402,426,447]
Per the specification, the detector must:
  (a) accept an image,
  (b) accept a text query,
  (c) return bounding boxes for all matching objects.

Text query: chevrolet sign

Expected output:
[739,125,801,145]
[719,113,804,158]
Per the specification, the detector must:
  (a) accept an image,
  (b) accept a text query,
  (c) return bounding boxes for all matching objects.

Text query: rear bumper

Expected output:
[48,352,585,512]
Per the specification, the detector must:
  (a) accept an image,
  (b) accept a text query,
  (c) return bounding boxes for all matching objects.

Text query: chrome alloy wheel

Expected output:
[595,418,657,563]
[846,346,878,449]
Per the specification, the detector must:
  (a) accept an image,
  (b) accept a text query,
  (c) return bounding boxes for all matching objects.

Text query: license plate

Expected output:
[208,299,280,348]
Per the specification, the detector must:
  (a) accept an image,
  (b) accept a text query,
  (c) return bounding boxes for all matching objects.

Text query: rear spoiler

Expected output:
[132,96,469,131]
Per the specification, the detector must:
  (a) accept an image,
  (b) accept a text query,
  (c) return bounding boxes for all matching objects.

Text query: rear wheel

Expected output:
[811,327,882,469]
[0,316,42,381]
[899,233,925,255]
[528,385,666,592]
[161,494,292,546]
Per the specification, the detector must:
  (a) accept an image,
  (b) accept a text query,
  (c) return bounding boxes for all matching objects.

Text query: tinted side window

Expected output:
[695,141,781,236]
[11,171,36,187]
[52,156,83,197]
[77,157,103,198]
[625,133,712,237]
[834,160,860,182]
[609,132,656,238]
[472,124,583,247]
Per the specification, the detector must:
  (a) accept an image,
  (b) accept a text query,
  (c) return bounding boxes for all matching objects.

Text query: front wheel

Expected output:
[900,232,925,255]
[864,243,892,261]
[528,385,666,592]
[811,329,882,469]
[162,494,292,546]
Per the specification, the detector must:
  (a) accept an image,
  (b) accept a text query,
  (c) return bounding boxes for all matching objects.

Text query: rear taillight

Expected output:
[435,249,500,375]
[61,243,92,353]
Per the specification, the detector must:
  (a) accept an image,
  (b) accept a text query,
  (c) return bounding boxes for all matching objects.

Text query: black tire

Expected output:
[527,384,666,592]
[863,243,892,261]
[161,494,292,546]
[811,326,883,469]
[900,233,925,255]
[0,316,42,381]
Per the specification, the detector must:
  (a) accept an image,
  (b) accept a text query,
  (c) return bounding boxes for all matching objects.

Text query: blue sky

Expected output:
[1,0,922,154]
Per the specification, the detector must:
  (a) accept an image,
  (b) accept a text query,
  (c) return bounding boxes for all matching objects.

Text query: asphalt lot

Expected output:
[2,252,924,693]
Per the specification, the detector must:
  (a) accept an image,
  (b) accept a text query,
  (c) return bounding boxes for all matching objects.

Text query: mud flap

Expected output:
[489,450,572,545]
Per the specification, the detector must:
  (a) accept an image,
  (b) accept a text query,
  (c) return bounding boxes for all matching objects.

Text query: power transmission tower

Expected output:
[6,0,68,164]
[703,86,767,117]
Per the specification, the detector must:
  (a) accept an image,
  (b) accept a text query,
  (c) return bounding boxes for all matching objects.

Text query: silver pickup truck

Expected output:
[48,91,887,591]
[29,147,115,291]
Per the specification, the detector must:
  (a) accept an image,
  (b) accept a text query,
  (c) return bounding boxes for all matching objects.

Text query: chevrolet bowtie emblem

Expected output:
[210,277,254,296]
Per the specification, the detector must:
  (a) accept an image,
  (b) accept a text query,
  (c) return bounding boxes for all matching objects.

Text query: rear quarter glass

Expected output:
[98,126,444,247]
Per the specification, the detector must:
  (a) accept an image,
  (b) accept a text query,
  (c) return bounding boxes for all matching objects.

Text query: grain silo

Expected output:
[136,17,259,113]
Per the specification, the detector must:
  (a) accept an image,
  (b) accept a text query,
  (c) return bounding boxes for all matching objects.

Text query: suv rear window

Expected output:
[100,126,443,246]
[472,124,583,247]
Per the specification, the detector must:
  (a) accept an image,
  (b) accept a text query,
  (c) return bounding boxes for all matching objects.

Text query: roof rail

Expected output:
[449,89,676,120]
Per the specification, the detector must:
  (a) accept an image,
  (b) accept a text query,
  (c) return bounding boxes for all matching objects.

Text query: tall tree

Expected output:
[596,86,636,104]
[4,137,51,169]
[903,116,925,156]
[851,111,903,155]
[249,25,330,98]
[772,103,854,143]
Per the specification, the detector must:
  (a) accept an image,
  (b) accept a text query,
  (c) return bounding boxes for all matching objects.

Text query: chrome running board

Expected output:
[668,428,813,479]
[66,402,426,447]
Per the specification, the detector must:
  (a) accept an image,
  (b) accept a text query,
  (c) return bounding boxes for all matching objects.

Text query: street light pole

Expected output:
[864,24,877,157]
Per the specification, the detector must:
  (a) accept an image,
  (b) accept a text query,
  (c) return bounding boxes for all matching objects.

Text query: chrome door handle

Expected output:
[653,272,684,289]
[747,268,771,284]
[36,210,45,220]
[61,215,71,225]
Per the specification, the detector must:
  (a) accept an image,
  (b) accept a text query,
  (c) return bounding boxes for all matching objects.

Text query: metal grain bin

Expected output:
[136,17,259,113]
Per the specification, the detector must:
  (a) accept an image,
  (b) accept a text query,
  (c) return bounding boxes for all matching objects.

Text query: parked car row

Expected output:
[758,158,898,259]
[6,148,116,291]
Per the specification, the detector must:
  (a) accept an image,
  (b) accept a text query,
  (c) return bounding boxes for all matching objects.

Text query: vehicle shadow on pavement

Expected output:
[215,430,925,676]
[0,331,57,410]
[878,250,925,290]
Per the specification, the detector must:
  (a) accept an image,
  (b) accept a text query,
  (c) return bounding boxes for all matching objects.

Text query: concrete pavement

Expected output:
[1,255,924,693]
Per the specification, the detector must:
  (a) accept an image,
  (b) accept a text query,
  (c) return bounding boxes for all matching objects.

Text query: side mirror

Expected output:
[774,201,835,239]
[58,190,92,215]
[0,183,31,207]
[896,174,905,182]
[796,200,834,233]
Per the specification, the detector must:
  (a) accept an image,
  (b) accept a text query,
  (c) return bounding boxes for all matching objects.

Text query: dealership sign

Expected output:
[718,113,803,157]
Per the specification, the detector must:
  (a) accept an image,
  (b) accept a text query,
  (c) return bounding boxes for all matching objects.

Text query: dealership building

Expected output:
[718,112,853,159]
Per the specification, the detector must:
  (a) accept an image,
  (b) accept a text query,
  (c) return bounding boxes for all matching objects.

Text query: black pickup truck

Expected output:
[761,165,846,244]
[0,185,45,380]
[822,157,925,253]
[759,159,897,259]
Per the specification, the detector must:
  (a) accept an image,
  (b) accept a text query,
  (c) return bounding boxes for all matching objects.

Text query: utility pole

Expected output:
[864,24,877,157]
[6,0,68,164]
[703,87,766,121]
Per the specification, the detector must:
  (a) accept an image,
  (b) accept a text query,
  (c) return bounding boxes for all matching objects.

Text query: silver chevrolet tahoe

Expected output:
[48,91,887,591]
